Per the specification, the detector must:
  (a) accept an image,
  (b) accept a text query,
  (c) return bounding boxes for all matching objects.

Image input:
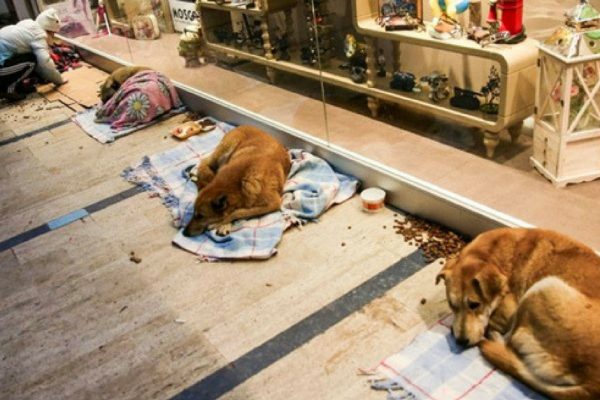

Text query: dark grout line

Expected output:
[0,225,51,253]
[0,118,72,147]
[85,187,142,213]
[0,186,144,253]
[172,250,428,400]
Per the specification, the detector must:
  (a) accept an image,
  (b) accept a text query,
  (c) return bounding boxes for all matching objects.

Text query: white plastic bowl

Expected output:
[360,187,386,212]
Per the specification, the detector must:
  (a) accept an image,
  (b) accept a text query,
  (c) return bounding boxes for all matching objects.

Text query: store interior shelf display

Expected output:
[197,0,299,15]
[197,0,539,157]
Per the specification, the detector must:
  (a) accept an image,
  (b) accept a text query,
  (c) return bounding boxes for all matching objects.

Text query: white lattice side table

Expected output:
[531,45,600,187]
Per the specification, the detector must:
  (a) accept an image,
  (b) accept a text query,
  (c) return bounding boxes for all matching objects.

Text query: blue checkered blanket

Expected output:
[369,315,547,400]
[122,122,358,260]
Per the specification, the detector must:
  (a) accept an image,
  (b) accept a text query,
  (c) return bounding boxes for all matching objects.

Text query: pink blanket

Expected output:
[94,71,183,130]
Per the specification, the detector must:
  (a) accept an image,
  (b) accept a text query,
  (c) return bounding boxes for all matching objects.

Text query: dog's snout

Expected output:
[456,337,470,347]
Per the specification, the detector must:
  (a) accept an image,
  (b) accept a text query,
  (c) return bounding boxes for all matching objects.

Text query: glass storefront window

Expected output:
[30,0,600,162]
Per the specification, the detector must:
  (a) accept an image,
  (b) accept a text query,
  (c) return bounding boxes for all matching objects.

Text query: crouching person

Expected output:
[0,8,67,101]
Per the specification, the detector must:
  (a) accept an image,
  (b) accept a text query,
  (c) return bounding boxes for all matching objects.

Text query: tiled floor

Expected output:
[0,71,448,399]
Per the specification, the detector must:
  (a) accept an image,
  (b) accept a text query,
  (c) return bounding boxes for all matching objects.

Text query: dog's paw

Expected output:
[211,223,232,237]
[487,330,505,343]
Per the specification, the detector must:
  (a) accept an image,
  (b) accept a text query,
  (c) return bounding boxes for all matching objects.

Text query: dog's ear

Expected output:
[211,195,228,212]
[435,257,457,285]
[435,271,447,285]
[472,265,507,301]
[103,76,114,90]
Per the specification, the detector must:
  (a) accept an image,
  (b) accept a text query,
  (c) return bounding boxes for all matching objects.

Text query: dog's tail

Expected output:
[480,339,592,400]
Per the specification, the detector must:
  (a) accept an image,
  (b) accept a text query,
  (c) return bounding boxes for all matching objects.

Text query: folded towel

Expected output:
[123,122,359,261]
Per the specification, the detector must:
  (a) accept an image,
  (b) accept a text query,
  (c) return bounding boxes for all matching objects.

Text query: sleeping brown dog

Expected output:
[183,125,291,237]
[98,66,151,103]
[436,228,600,400]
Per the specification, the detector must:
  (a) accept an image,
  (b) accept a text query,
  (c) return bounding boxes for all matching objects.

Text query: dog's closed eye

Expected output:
[467,300,481,310]
[211,195,227,212]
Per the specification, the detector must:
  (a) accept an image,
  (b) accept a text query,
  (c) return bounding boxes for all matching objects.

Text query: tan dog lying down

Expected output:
[98,66,151,103]
[436,228,600,400]
[183,125,291,237]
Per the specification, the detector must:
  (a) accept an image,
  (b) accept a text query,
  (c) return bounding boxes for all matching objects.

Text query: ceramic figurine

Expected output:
[428,0,469,39]
[480,66,501,114]
[390,71,417,92]
[378,0,421,31]
[450,87,482,110]
[351,66,367,83]
[178,23,206,68]
[486,0,526,44]
[95,0,111,36]
[342,34,367,69]
[420,72,451,102]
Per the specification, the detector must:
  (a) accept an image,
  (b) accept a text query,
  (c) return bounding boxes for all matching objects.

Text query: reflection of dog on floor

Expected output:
[98,66,151,103]
[183,125,291,237]
[436,228,600,400]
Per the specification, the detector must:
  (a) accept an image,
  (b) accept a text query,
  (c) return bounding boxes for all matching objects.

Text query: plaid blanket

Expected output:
[369,315,547,400]
[122,123,358,261]
[72,106,185,143]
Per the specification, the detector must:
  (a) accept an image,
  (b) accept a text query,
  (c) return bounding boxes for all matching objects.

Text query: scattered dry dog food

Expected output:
[393,215,467,262]
[420,298,427,305]
[129,251,142,264]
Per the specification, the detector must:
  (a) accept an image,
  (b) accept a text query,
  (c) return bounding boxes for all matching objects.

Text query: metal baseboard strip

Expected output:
[63,38,533,238]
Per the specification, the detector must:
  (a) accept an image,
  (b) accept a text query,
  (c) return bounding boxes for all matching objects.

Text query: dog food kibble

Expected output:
[420,298,427,305]
[347,226,352,230]
[129,251,142,264]
[393,215,467,262]
[341,242,346,247]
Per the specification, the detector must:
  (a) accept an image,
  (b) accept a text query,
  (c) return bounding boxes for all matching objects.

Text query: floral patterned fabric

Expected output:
[95,70,182,130]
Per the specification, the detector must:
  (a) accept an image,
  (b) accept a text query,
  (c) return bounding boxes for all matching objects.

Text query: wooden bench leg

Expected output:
[508,121,524,143]
[367,96,380,118]
[483,131,500,158]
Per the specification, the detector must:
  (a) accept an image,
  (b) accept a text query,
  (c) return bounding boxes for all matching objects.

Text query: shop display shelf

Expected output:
[200,0,539,157]
[352,0,538,157]
[197,0,297,16]
[204,40,501,130]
